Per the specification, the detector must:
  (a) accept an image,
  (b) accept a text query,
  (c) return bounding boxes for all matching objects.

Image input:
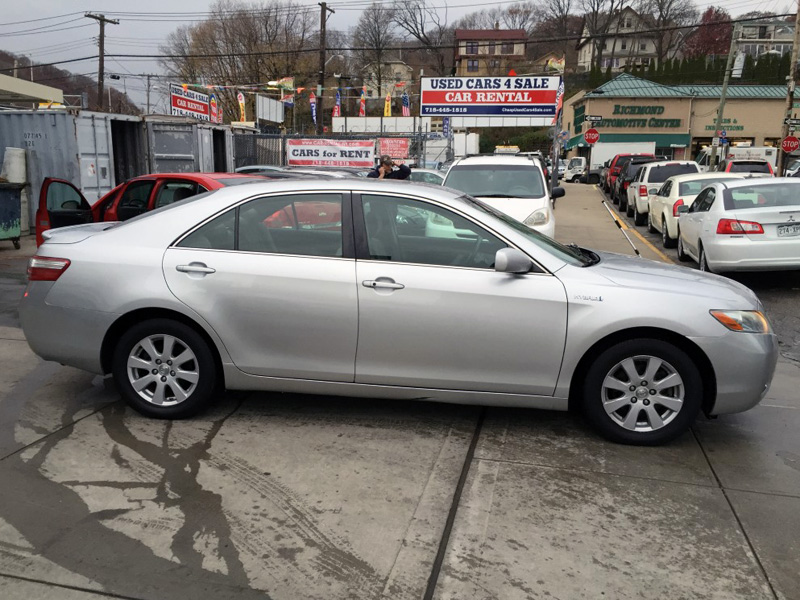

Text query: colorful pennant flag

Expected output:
[359,86,366,117]
[281,93,294,107]
[384,93,391,118]
[237,91,246,122]
[309,92,317,125]
[551,78,564,126]
[546,56,566,72]
[401,91,410,117]
[332,89,341,118]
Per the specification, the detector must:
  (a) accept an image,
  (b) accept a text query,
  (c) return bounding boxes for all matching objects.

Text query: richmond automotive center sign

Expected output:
[420,76,560,117]
[287,139,375,168]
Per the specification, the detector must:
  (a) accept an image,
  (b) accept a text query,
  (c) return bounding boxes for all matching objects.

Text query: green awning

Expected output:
[565,132,692,150]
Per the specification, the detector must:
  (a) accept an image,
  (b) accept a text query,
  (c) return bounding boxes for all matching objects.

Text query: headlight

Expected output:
[710,310,771,333]
[523,208,549,227]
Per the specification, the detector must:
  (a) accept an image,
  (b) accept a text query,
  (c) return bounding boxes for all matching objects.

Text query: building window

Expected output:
[603,41,608,50]
[640,58,650,66]
[489,59,500,68]
[640,41,646,50]
[465,41,478,54]
[467,59,479,72]
[621,41,627,50]
[501,42,514,54]
[602,57,620,68]
[625,18,632,28]
[488,42,495,55]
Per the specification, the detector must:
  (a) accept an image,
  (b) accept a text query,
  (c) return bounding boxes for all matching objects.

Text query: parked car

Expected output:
[557,160,566,179]
[677,178,800,272]
[648,173,745,248]
[22,179,777,445]
[614,157,657,207]
[35,173,266,246]
[443,155,563,238]
[605,153,655,194]
[625,161,700,226]
[235,165,284,174]
[407,168,445,185]
[564,157,586,182]
[717,159,774,176]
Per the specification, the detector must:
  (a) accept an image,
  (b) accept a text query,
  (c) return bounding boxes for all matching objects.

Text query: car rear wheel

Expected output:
[699,245,714,273]
[676,230,690,261]
[112,319,218,418]
[582,339,702,445]
[619,194,627,212]
[634,202,647,226]
[662,219,677,248]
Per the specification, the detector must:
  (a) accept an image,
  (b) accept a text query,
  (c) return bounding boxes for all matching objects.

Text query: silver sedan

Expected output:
[21,180,777,445]
[678,178,800,272]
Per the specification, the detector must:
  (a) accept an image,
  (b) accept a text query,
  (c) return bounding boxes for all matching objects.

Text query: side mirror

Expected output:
[648,188,659,195]
[677,205,690,214]
[495,248,533,274]
[551,186,565,199]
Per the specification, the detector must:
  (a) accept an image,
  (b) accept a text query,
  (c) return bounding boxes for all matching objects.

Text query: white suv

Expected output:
[625,160,700,226]
[443,155,564,238]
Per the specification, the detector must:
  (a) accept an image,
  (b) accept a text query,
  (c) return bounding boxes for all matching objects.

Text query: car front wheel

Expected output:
[112,318,218,418]
[582,339,702,445]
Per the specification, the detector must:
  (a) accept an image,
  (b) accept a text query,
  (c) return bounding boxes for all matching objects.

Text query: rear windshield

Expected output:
[723,183,800,210]
[647,163,699,183]
[679,178,736,196]
[624,159,655,176]
[445,164,546,198]
[215,177,268,186]
[729,161,771,173]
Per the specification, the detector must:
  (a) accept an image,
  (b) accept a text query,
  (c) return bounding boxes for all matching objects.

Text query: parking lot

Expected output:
[1,182,799,600]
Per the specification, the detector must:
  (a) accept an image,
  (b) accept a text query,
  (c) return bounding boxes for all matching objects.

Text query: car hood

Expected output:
[474,196,548,222]
[590,251,760,307]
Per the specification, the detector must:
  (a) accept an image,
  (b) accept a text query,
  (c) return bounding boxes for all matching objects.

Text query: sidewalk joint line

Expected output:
[0,572,147,600]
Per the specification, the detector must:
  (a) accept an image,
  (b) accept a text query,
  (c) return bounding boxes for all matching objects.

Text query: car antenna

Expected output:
[600,195,641,257]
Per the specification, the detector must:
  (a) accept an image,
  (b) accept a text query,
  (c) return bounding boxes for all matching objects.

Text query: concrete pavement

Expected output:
[1,183,799,599]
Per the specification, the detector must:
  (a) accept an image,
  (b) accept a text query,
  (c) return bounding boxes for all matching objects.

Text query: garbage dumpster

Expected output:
[0,182,24,250]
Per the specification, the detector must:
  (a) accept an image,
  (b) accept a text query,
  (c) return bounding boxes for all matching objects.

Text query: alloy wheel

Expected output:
[126,334,199,406]
[601,355,684,432]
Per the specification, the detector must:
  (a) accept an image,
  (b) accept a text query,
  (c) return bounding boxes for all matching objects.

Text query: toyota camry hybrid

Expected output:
[20,179,778,445]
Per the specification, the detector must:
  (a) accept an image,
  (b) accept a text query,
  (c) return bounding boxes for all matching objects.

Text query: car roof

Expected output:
[716,177,795,189]
[726,159,770,163]
[131,173,262,181]
[643,160,698,168]
[665,173,745,183]
[452,155,542,167]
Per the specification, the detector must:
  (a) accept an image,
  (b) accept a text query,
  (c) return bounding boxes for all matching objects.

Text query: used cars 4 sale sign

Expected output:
[420,76,560,117]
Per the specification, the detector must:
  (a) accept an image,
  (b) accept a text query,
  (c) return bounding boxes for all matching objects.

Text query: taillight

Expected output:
[716,219,764,235]
[27,256,71,281]
[639,185,648,197]
[673,199,684,216]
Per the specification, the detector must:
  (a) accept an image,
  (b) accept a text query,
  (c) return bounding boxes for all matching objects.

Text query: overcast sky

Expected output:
[2,0,759,110]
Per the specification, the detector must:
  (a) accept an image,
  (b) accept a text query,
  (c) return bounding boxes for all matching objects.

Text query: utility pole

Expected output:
[145,74,153,114]
[778,4,800,175]
[85,13,119,112]
[709,24,740,170]
[317,2,335,135]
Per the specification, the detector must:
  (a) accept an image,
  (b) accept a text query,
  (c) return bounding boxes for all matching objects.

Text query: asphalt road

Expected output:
[1,190,799,600]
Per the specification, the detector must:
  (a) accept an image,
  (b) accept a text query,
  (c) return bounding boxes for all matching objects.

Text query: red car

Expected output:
[36,173,266,246]
[604,153,655,193]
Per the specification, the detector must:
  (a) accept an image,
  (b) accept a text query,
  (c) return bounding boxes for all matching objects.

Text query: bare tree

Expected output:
[580,0,626,70]
[541,0,573,61]
[392,0,453,76]
[352,3,397,98]
[636,0,697,65]
[455,2,542,35]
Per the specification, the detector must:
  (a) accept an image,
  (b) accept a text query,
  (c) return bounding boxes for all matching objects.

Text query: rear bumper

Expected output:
[20,281,117,374]
[690,331,778,415]
[706,236,800,272]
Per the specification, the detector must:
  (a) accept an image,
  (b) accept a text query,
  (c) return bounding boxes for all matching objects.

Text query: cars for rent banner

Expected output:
[287,139,375,168]
[420,76,561,117]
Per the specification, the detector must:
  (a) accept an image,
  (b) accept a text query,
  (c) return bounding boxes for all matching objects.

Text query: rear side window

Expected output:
[724,184,800,210]
[647,164,700,183]
[178,209,235,250]
[728,162,771,174]
[155,181,202,208]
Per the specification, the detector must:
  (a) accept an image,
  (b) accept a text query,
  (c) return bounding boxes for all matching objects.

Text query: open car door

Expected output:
[36,178,94,246]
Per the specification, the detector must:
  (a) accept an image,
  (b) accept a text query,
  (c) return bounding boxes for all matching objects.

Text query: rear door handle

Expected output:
[177,263,216,275]
[362,279,405,290]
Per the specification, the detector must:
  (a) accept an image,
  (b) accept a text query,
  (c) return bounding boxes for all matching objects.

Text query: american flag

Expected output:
[401,91,410,117]
[332,90,341,118]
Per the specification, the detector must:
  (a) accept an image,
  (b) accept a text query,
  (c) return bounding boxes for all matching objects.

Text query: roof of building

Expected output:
[583,73,786,99]
[454,29,527,41]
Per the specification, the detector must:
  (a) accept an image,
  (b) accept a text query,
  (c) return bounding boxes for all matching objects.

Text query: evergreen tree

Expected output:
[657,59,666,82]
[604,64,612,82]
[780,52,791,82]
[589,64,602,88]
[647,59,656,80]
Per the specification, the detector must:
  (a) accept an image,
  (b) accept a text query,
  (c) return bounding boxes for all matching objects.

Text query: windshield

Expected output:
[647,163,699,183]
[445,164,546,198]
[679,178,737,196]
[724,183,800,210]
[459,195,590,267]
[568,158,582,169]
[729,161,771,173]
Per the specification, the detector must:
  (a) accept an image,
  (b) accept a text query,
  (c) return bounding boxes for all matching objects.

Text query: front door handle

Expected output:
[362,279,405,290]
[177,263,216,275]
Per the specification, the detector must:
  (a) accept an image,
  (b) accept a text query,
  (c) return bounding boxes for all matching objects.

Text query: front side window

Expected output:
[444,164,546,198]
[697,188,716,212]
[119,180,155,209]
[361,194,505,269]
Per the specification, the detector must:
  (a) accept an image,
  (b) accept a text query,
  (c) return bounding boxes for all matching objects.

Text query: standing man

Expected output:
[367,155,411,180]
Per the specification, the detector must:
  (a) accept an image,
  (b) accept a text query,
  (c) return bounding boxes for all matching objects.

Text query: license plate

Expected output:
[777,223,800,237]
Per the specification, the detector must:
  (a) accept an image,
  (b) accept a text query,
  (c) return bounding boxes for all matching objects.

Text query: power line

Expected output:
[0,11,86,27]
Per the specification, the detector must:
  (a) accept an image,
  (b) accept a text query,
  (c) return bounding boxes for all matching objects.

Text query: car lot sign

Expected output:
[378,138,410,164]
[782,136,800,153]
[287,139,375,168]
[420,76,560,117]
[584,128,600,145]
[170,84,211,121]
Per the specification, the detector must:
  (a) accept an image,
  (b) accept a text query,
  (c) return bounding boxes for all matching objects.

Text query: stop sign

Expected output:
[782,136,799,153]
[584,128,600,145]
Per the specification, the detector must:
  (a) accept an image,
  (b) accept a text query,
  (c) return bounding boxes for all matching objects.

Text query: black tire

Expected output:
[626,201,635,218]
[619,193,628,212]
[581,338,703,445]
[112,318,218,419]
[676,229,690,261]
[634,202,647,226]
[699,244,714,273]
[612,190,620,205]
[662,219,677,248]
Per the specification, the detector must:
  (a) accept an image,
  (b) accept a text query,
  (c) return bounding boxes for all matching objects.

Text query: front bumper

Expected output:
[690,330,778,415]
